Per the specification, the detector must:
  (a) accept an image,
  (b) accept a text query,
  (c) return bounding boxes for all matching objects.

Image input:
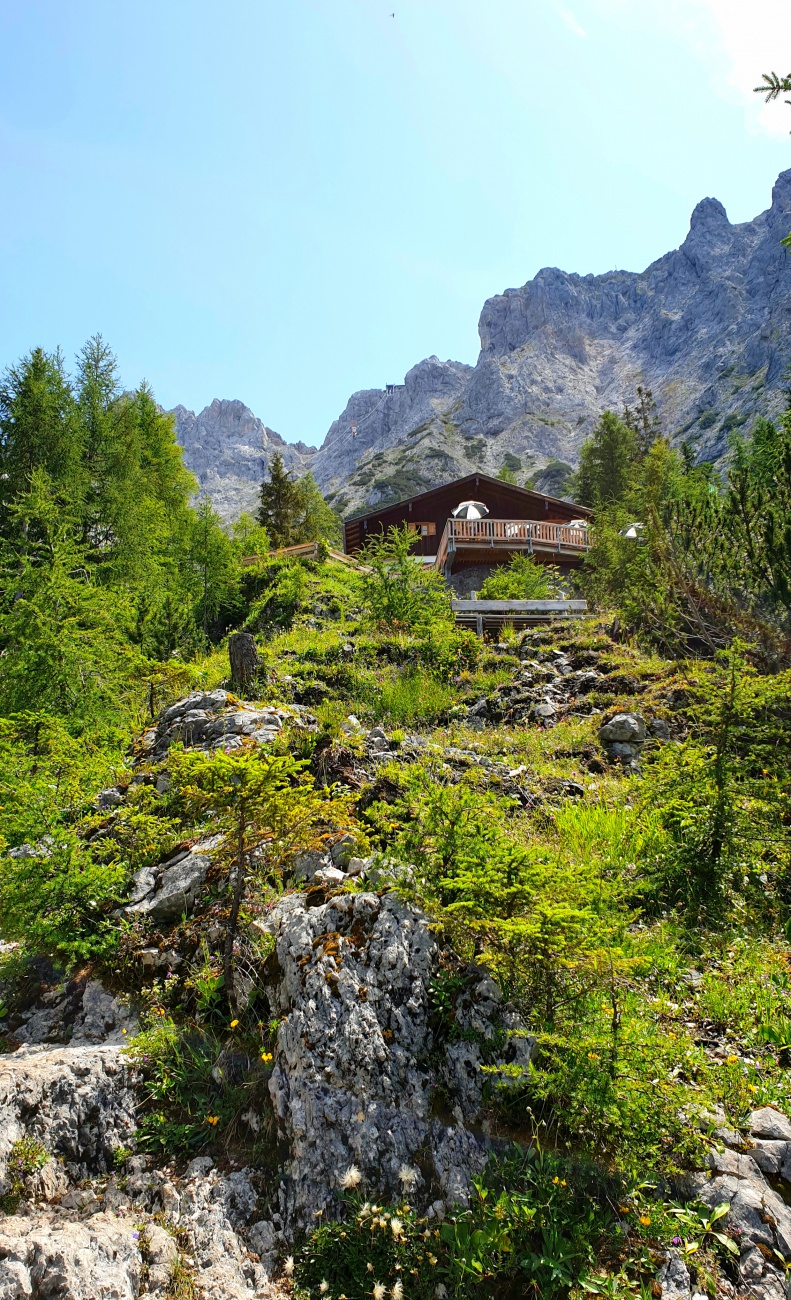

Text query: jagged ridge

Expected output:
[173,170,791,520]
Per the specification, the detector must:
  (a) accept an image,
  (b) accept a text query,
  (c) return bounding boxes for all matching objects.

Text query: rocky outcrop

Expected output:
[0,1041,286,1298]
[0,1162,287,1299]
[0,1045,136,1185]
[673,1106,791,1300]
[172,399,314,524]
[134,689,318,764]
[0,1212,144,1300]
[135,689,311,761]
[260,889,534,1236]
[14,978,137,1048]
[313,170,791,513]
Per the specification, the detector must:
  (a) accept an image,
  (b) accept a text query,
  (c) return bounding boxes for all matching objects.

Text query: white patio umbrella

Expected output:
[451,500,489,519]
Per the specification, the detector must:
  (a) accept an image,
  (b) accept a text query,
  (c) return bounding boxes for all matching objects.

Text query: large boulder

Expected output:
[14,978,137,1048]
[136,690,315,762]
[598,713,647,745]
[0,1046,137,1186]
[674,1105,791,1300]
[598,713,647,767]
[261,890,535,1236]
[121,835,222,923]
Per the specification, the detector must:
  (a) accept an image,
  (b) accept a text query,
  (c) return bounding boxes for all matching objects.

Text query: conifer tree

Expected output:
[292,472,342,547]
[188,497,239,636]
[622,386,662,457]
[258,452,299,547]
[0,348,80,530]
[574,411,639,508]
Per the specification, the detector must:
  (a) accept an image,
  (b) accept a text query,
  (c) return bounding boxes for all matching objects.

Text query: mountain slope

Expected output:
[172,399,314,522]
[173,170,791,521]
[316,169,791,515]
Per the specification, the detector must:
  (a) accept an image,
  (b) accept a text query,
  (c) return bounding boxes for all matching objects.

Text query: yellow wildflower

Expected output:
[230,1019,240,1029]
[640,1214,651,1227]
[205,1115,219,1126]
[261,1052,273,1063]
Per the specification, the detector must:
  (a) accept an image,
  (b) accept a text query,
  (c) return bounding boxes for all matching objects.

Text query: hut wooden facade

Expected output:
[343,473,591,579]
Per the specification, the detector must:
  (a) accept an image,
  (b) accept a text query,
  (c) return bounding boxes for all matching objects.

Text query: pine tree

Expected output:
[291,472,342,547]
[187,497,239,636]
[0,472,143,724]
[622,386,662,457]
[575,411,639,508]
[0,348,81,531]
[258,452,299,548]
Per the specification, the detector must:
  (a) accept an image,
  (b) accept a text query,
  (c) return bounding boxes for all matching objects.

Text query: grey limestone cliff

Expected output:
[172,170,791,521]
[315,168,791,515]
[172,399,314,524]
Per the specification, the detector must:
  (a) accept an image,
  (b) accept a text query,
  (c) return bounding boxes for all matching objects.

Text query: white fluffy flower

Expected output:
[391,1283,404,1300]
[372,1285,386,1300]
[397,1164,418,1190]
[283,1256,295,1277]
[320,1283,329,1295]
[339,1164,363,1190]
[389,1216,404,1238]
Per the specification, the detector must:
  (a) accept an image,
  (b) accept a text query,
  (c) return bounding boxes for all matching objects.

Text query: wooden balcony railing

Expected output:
[435,518,589,571]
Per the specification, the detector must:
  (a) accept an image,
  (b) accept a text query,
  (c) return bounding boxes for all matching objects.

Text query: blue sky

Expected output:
[1,0,790,447]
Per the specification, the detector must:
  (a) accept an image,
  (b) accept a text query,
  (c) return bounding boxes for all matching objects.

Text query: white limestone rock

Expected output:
[263,890,533,1236]
[0,1212,142,1300]
[0,1045,136,1185]
[172,399,313,525]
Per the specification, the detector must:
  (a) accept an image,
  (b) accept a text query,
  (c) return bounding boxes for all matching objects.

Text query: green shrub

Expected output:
[375,670,457,725]
[360,525,452,630]
[294,1148,675,1300]
[0,830,125,963]
[244,560,309,632]
[0,1136,50,1212]
[127,1011,269,1155]
[479,554,562,600]
[412,625,481,676]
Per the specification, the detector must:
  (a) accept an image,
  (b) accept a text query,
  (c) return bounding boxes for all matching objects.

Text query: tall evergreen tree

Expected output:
[574,411,639,508]
[258,452,299,548]
[622,386,662,457]
[0,348,80,530]
[292,472,342,547]
[0,472,142,724]
[187,497,239,635]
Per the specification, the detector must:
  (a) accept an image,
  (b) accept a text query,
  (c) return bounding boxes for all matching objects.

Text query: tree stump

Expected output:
[228,632,259,691]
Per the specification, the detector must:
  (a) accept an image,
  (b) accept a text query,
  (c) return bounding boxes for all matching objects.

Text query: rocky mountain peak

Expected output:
[771,166,791,207]
[172,399,314,523]
[687,195,730,232]
[171,170,791,522]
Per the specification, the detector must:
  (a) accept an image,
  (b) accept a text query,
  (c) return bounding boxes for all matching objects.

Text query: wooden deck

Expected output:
[436,518,589,573]
[241,543,370,570]
[452,598,588,635]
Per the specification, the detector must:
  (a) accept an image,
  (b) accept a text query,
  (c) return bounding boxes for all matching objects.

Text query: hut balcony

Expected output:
[435,517,589,574]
